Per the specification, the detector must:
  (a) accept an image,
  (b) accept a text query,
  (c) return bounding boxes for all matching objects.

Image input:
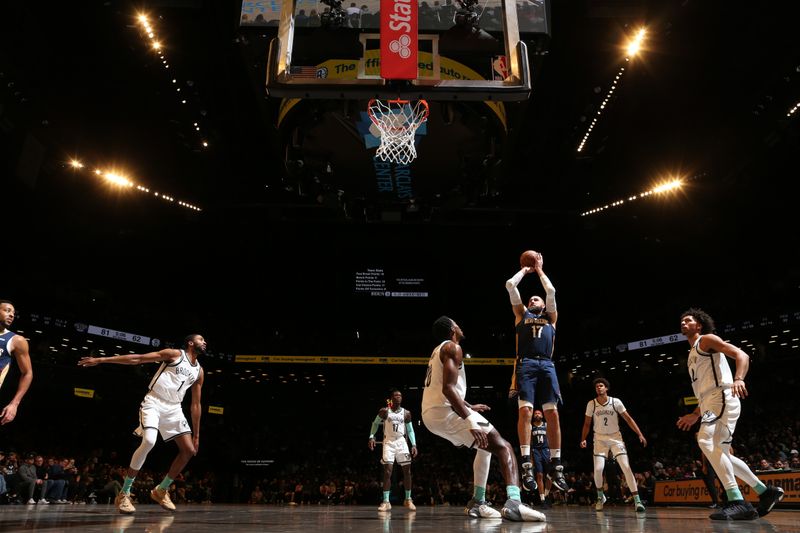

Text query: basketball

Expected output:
[520,250,539,268]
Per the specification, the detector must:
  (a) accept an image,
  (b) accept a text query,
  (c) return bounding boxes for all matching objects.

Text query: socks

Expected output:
[754,482,767,496]
[520,445,530,458]
[158,476,173,491]
[405,490,411,500]
[122,476,135,494]
[383,490,390,502]
[473,486,486,501]
[597,489,604,499]
[633,494,642,504]
[725,487,744,501]
[507,485,521,501]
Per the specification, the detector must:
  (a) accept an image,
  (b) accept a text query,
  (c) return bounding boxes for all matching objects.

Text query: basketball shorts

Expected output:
[382,438,411,465]
[134,393,192,442]
[532,447,551,473]
[698,387,740,445]
[593,432,628,458]
[516,358,562,408]
[422,406,494,449]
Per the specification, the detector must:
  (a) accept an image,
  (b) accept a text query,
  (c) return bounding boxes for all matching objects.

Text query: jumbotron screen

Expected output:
[354,267,428,298]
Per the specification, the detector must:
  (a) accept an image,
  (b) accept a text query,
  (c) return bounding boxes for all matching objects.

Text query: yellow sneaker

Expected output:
[404,499,416,511]
[377,501,391,511]
[150,486,176,511]
[115,492,136,514]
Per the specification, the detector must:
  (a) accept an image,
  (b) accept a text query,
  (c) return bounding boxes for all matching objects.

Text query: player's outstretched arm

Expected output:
[78,348,182,367]
[534,253,558,326]
[506,266,533,322]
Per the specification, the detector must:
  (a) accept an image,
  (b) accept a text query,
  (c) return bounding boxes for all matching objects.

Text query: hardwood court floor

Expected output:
[0,503,796,532]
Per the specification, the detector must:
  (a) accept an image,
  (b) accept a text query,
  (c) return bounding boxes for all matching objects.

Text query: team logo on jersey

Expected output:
[176,366,194,378]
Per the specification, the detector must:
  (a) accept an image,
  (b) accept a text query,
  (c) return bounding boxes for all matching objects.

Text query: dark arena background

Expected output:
[1,1,799,532]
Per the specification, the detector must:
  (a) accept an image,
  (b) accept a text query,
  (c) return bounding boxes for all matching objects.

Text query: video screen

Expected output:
[354,267,428,298]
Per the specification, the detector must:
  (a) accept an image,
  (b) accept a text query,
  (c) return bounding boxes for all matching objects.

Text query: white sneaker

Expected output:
[27,498,36,504]
[150,487,176,511]
[115,492,136,514]
[465,499,502,518]
[38,499,49,504]
[378,501,391,511]
[595,493,607,511]
[501,499,547,522]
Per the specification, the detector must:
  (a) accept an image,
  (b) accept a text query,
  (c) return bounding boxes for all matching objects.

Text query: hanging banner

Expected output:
[380,0,418,79]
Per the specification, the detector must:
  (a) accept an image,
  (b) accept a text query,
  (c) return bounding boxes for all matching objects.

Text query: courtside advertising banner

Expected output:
[380,0,417,79]
[655,472,799,506]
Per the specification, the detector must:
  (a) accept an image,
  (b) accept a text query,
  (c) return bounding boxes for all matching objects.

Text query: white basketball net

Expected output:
[367,99,429,165]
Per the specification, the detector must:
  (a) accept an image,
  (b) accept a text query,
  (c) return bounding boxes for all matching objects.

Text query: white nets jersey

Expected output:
[422,341,466,413]
[148,350,201,404]
[586,396,626,435]
[384,407,407,442]
[687,336,733,400]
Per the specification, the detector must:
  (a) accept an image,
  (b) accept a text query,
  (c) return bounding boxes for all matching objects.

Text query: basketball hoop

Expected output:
[367,99,429,165]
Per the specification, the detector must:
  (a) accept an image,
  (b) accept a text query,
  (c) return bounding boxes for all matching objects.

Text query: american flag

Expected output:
[290,65,323,79]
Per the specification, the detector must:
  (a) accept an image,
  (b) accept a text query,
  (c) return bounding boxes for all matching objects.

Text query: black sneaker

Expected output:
[537,499,552,509]
[521,462,537,492]
[548,464,569,492]
[709,500,758,521]
[757,486,784,517]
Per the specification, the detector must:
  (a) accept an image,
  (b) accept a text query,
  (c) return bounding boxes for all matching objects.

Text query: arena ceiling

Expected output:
[2,1,798,347]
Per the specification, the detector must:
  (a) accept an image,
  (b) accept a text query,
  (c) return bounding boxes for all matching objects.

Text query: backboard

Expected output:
[264,0,550,101]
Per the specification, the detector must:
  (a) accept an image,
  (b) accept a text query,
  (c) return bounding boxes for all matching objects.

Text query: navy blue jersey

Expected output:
[515,310,555,359]
[0,330,18,388]
[531,421,549,450]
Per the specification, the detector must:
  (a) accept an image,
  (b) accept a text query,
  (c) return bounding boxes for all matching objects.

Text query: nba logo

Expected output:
[492,55,508,80]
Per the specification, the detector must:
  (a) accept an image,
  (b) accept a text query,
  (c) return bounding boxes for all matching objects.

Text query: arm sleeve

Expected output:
[405,422,416,446]
[505,268,526,306]
[539,272,557,312]
[369,415,382,438]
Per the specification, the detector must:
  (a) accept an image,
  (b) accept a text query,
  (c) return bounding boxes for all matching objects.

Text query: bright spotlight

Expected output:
[69,159,84,169]
[652,179,682,193]
[103,172,133,188]
[626,28,647,57]
[152,41,162,50]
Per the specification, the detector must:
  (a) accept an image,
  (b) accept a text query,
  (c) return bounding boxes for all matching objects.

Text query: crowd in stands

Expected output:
[240,0,546,33]
[1,414,796,507]
[0,449,213,506]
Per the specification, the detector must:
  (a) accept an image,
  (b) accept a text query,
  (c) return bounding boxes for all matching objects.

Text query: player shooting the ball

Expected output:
[505,251,570,497]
